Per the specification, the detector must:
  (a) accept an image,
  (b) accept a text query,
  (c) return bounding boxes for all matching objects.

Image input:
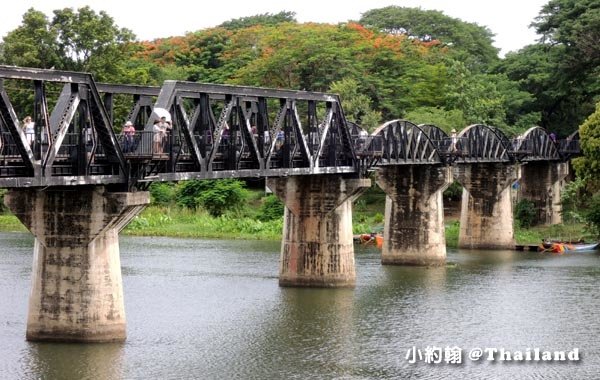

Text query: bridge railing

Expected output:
[352,134,383,158]
[116,131,169,158]
[509,138,534,160]
[0,132,91,160]
[0,132,22,158]
[433,137,470,162]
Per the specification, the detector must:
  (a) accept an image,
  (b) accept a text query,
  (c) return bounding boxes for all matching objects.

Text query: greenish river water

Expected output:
[1,232,599,379]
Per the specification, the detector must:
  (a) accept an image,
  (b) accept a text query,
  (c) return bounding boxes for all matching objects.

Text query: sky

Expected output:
[0,0,548,56]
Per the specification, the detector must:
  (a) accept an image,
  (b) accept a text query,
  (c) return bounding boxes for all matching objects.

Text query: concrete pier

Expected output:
[454,164,520,249]
[376,166,452,265]
[267,175,370,288]
[519,162,569,225]
[5,186,149,342]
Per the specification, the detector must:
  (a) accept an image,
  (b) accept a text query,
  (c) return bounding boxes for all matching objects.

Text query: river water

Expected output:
[1,232,600,379]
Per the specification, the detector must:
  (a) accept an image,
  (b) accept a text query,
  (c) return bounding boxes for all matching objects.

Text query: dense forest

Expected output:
[0,0,599,233]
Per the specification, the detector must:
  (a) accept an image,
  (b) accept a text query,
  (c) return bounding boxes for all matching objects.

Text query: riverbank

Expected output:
[0,206,590,247]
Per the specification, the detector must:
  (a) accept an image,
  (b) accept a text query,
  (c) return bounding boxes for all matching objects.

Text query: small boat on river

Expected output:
[354,233,384,249]
[540,240,600,254]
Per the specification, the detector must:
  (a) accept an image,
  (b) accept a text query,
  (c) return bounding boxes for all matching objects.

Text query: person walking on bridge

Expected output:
[23,116,35,148]
[122,121,136,153]
[153,119,165,154]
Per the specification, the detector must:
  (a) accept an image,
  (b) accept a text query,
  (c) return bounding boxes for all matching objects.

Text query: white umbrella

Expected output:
[151,107,171,122]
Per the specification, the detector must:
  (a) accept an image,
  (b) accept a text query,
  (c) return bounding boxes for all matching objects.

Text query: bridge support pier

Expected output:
[4,186,149,342]
[519,162,569,225]
[267,175,370,288]
[454,164,520,249]
[376,166,452,266]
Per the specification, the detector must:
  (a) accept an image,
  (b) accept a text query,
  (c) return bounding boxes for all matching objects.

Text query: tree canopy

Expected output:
[574,102,600,192]
[496,0,599,136]
[218,11,296,30]
[359,6,499,71]
[1,6,136,82]
[1,3,597,138]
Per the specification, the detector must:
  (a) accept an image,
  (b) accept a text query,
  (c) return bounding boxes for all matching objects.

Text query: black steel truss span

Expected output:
[0,66,363,189]
[0,65,581,189]
[0,65,127,187]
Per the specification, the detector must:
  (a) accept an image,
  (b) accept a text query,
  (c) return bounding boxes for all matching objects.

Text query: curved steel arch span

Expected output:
[514,126,560,161]
[455,124,512,162]
[372,119,443,165]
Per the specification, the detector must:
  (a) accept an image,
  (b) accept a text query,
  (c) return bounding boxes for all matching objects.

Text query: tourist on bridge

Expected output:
[23,116,35,147]
[163,119,172,153]
[450,128,459,153]
[153,119,165,154]
[122,121,136,153]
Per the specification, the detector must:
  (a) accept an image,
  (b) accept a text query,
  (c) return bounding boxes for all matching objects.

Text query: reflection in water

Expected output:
[1,233,600,379]
[243,288,358,380]
[20,342,124,380]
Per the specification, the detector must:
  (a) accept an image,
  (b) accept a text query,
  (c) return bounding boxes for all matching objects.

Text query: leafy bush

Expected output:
[258,195,284,221]
[561,177,586,223]
[515,199,537,228]
[175,180,206,210]
[149,182,176,206]
[198,180,249,217]
[176,179,249,217]
[443,182,462,201]
[373,212,384,224]
[0,188,7,213]
[584,193,600,238]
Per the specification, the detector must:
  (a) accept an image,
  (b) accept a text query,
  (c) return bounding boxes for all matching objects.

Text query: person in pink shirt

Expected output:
[122,120,136,153]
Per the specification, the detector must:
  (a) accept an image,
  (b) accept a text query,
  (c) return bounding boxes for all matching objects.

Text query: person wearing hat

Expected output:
[122,120,136,153]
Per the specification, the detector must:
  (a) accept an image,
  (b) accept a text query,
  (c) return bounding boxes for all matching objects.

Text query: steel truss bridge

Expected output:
[0,66,580,190]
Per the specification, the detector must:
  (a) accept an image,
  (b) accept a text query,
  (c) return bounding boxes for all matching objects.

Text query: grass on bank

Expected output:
[0,207,590,247]
[0,214,27,232]
[443,221,591,248]
[124,206,283,240]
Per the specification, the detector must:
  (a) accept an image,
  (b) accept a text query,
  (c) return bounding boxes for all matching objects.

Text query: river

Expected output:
[1,232,599,379]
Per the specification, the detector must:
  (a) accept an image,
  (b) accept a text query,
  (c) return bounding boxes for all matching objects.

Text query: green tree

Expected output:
[359,6,499,71]
[572,103,600,237]
[496,0,599,136]
[229,23,362,91]
[219,11,296,30]
[0,8,59,68]
[257,195,284,221]
[329,78,381,131]
[573,102,600,192]
[1,7,136,82]
[515,199,538,228]
[533,0,600,74]
[404,107,465,133]
[51,6,136,81]
[149,182,176,206]
[175,179,249,217]
[445,60,536,135]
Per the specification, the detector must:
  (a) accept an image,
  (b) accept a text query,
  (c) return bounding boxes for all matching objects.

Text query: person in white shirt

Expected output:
[23,116,35,147]
[153,119,165,154]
